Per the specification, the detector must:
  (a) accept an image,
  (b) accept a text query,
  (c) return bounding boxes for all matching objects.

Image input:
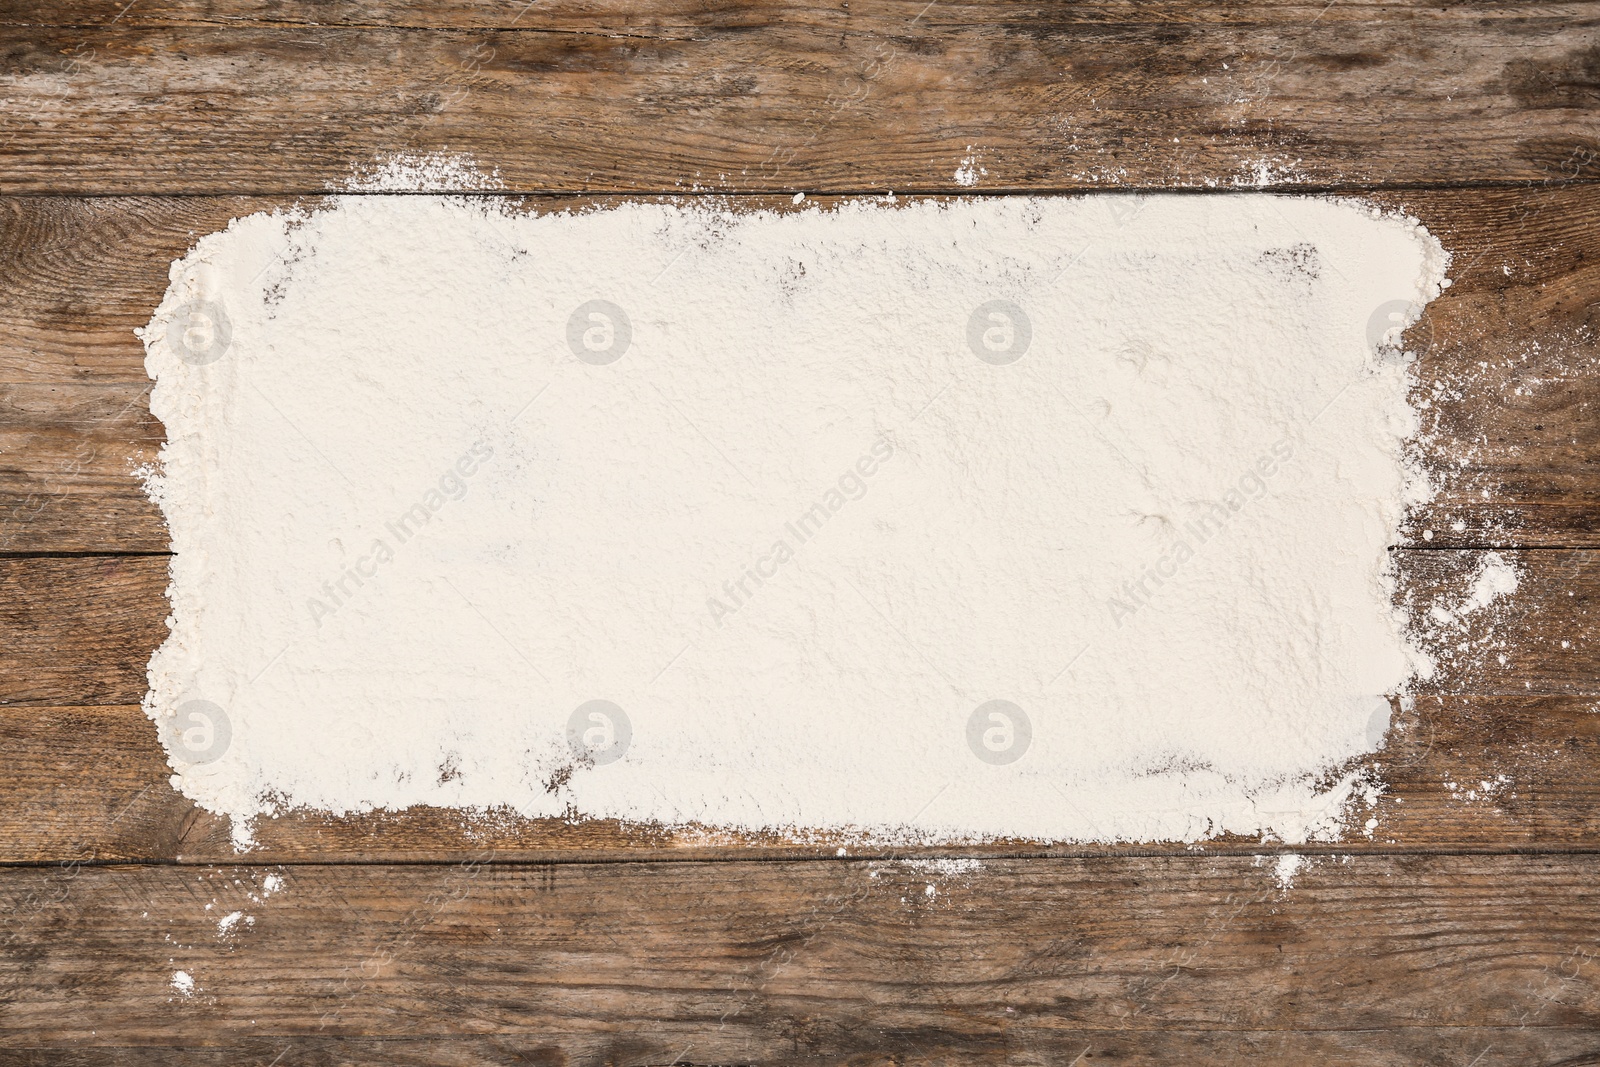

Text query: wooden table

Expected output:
[2,2,1597,1062]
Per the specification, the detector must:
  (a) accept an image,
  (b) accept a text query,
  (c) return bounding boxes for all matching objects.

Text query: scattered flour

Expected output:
[902,858,987,877]
[138,194,1451,847]
[343,152,504,193]
[1461,553,1520,615]
[1232,156,1309,189]
[216,910,254,936]
[170,970,195,997]
[954,148,987,187]
[1443,772,1515,804]
[1272,852,1305,889]
[1428,552,1520,629]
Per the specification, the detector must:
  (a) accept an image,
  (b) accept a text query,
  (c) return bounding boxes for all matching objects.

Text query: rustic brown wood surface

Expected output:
[0,3,1595,193]
[5,856,1600,1065]
[1,0,1598,1061]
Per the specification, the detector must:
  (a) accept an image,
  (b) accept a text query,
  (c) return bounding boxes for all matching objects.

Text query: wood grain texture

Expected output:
[0,549,1594,861]
[9,1033,1600,1067]
[0,704,187,865]
[0,556,167,706]
[4,550,1593,706]
[0,7,1595,194]
[0,383,164,553]
[2,186,1597,550]
[2,855,1599,1064]
[1,3,1596,1056]
[11,0,1600,28]
[7,693,1600,864]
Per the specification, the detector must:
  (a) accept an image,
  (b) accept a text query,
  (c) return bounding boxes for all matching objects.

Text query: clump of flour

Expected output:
[138,194,1450,847]
[1463,553,1520,615]
[1272,852,1305,889]
[1429,552,1519,628]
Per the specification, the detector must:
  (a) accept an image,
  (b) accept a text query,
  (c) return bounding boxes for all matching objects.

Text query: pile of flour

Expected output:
[139,194,1449,846]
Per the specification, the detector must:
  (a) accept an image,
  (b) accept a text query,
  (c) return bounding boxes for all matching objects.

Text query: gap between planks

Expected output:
[2,180,1599,199]
[16,842,1600,870]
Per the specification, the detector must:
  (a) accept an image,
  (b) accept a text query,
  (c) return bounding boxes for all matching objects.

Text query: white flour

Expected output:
[139,194,1449,847]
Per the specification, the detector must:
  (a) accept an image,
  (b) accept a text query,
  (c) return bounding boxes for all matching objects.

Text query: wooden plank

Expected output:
[1401,548,1600,696]
[6,693,1600,863]
[2,855,1599,1061]
[1,549,1596,861]
[9,0,1600,29]
[6,1031,1600,1067]
[0,555,166,706]
[2,187,1598,549]
[0,704,189,865]
[2,550,1590,708]
[0,383,165,553]
[0,12,1594,194]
